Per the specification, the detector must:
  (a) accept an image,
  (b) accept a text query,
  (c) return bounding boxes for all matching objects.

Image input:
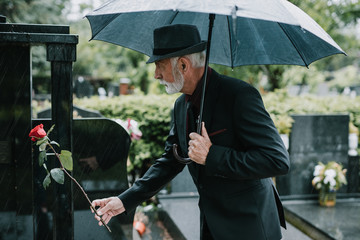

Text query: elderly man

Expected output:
[92,24,290,240]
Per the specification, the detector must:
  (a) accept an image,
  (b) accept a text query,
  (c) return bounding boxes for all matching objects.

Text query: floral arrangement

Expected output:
[115,118,142,140]
[29,124,111,232]
[270,113,294,135]
[312,161,347,192]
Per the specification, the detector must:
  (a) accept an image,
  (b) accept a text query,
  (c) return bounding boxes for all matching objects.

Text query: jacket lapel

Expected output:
[175,95,189,157]
[202,69,221,132]
[175,70,222,154]
[174,69,221,180]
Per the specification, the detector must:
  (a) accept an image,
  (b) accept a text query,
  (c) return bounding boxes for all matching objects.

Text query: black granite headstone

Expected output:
[276,114,349,196]
[0,21,78,239]
[37,105,103,118]
[0,43,33,239]
[32,117,133,217]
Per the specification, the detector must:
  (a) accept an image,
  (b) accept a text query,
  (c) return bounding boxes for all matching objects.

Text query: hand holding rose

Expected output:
[91,197,126,226]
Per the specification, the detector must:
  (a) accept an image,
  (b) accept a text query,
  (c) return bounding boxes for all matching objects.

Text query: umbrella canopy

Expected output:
[85,0,345,164]
[86,0,345,68]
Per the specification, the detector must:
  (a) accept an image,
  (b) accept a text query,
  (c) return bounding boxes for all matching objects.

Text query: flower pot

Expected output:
[319,188,336,207]
[348,133,358,156]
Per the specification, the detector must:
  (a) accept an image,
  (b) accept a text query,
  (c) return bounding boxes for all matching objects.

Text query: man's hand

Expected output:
[188,122,212,165]
[91,197,125,226]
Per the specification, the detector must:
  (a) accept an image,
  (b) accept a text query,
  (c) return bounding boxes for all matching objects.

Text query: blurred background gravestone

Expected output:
[276,114,350,196]
[170,168,198,194]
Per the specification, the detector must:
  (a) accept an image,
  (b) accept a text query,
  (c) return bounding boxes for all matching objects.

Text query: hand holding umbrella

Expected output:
[188,122,212,165]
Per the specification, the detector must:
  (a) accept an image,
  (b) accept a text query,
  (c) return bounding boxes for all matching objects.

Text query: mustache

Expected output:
[159,79,167,85]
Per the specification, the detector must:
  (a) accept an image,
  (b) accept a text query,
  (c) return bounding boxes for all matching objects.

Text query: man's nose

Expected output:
[154,67,162,79]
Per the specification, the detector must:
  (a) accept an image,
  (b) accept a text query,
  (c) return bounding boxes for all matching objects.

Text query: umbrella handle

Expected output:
[173,144,192,164]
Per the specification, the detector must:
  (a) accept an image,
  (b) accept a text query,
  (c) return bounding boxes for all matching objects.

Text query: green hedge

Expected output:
[75,91,360,174]
[263,89,360,133]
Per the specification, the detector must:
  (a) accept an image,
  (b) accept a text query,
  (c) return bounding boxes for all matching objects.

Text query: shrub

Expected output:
[263,89,360,133]
[75,91,360,177]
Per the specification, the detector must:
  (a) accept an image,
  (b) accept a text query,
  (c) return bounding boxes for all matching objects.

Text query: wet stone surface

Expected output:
[283,197,360,240]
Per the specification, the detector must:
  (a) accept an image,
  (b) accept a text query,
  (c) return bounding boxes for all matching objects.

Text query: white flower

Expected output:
[115,118,142,140]
[312,161,347,192]
[313,165,324,176]
[323,174,336,188]
[338,173,347,185]
[312,176,321,185]
[329,177,336,187]
[324,169,336,178]
[312,176,323,190]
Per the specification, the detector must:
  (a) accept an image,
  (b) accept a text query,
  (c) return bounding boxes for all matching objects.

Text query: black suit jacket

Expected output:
[119,69,290,240]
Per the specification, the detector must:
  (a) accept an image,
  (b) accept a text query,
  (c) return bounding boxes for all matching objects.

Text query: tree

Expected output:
[3,0,358,94]
[70,19,152,94]
[0,0,69,24]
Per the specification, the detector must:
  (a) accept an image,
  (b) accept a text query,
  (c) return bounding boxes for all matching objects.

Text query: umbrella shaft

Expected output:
[198,13,215,135]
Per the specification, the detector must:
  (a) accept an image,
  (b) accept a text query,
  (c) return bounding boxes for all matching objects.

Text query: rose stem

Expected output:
[47,143,112,232]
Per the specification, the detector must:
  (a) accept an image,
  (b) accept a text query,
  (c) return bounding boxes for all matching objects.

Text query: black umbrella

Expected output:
[86,0,345,163]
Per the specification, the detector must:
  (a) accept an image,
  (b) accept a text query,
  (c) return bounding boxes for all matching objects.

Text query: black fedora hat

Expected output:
[147,24,207,63]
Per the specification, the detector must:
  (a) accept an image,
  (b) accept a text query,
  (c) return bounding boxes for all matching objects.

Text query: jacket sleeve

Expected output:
[118,110,185,213]
[205,85,290,180]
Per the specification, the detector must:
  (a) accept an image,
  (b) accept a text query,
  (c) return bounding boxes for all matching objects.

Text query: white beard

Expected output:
[159,65,184,94]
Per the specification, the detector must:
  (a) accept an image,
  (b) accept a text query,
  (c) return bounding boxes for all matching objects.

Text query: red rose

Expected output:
[29,124,47,142]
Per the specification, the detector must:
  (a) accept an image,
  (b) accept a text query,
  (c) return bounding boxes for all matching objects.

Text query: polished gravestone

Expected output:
[37,105,103,119]
[36,108,131,208]
[0,18,78,239]
[276,114,349,196]
[283,197,360,240]
[31,117,133,239]
[0,17,135,239]
[275,114,360,240]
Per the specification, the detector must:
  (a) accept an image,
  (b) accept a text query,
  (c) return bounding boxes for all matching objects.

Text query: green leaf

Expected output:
[39,143,46,152]
[50,141,60,147]
[43,163,48,171]
[47,124,55,136]
[59,150,73,171]
[50,168,64,184]
[38,151,47,166]
[43,173,51,189]
[36,136,49,146]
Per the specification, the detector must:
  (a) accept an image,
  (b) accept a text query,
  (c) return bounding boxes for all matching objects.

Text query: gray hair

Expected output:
[170,50,206,69]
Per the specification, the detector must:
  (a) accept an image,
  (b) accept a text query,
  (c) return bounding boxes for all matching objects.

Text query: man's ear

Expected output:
[178,57,190,73]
